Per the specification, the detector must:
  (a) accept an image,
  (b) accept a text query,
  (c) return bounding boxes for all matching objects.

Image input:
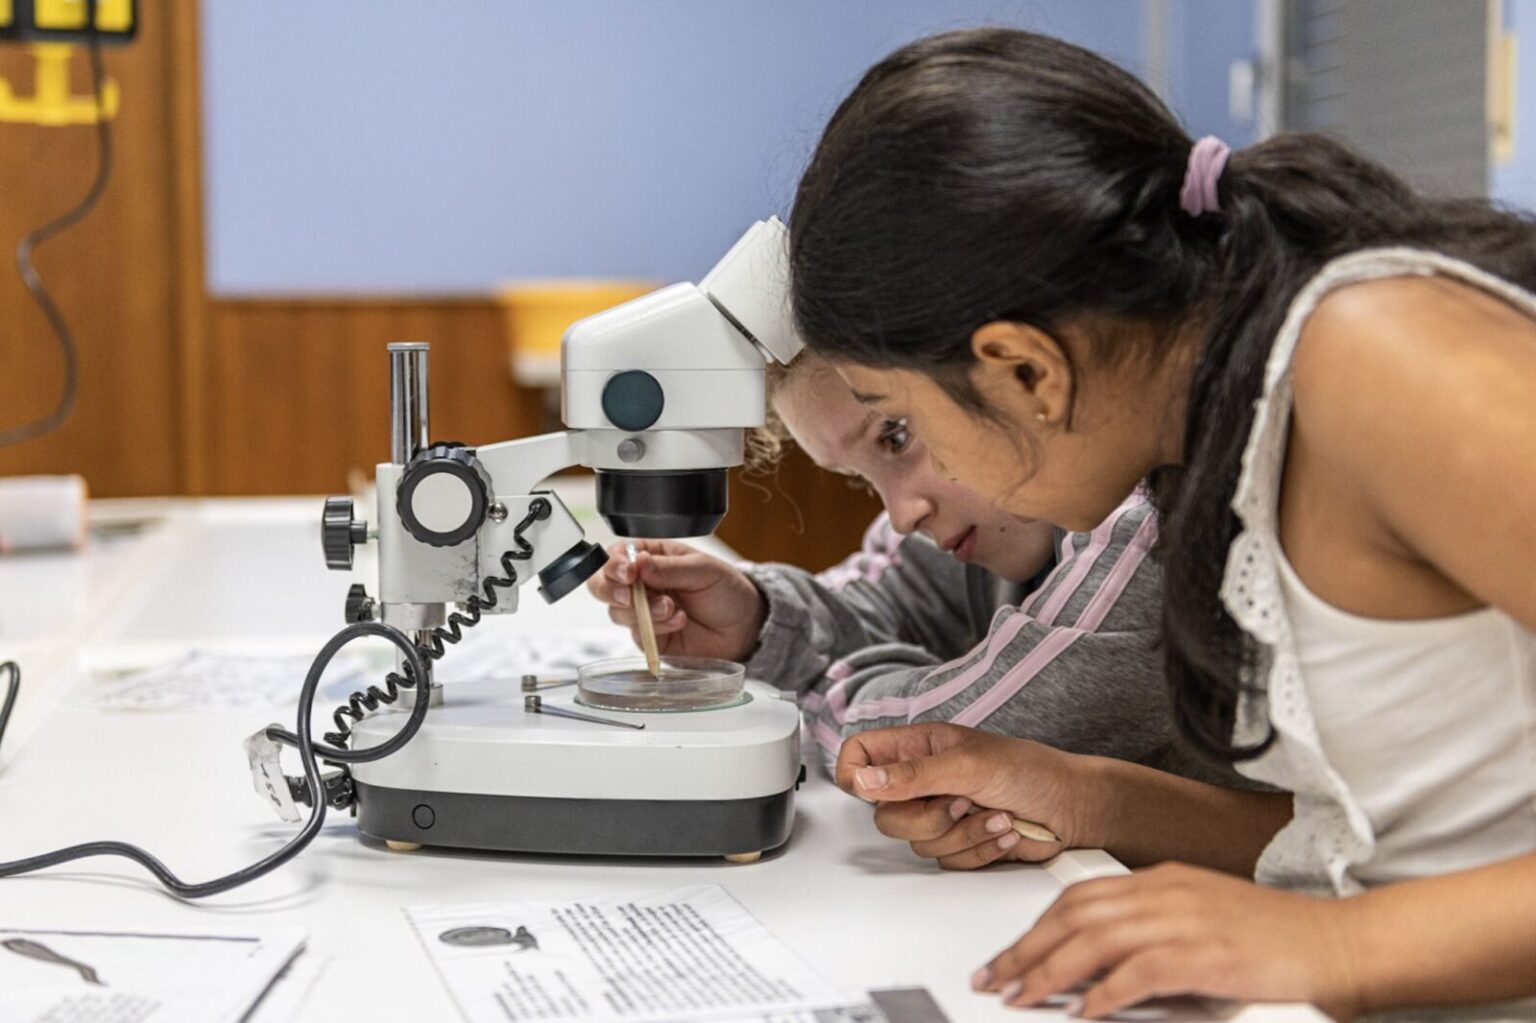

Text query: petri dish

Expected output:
[576,656,747,712]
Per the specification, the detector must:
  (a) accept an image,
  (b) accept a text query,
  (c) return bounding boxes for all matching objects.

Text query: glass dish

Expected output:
[576,655,747,712]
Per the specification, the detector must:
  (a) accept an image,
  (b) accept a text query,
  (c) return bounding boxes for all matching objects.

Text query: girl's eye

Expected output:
[877,419,912,455]
[845,475,876,496]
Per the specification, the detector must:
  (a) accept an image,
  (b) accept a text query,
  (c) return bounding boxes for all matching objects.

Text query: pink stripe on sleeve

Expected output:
[1019,531,1075,616]
[949,509,1156,727]
[951,629,1084,726]
[1031,499,1134,625]
[1073,513,1157,631]
[812,720,843,759]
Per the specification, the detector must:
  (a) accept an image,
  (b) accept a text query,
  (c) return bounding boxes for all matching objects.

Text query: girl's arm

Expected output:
[807,504,1243,792]
[965,275,1536,1019]
[744,514,983,693]
[836,724,1290,876]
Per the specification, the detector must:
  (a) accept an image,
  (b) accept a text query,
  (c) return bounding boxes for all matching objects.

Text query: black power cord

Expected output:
[0,661,19,760]
[0,0,113,447]
[0,500,549,898]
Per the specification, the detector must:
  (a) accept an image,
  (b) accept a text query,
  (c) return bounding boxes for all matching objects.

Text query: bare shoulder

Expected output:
[1291,273,1536,459]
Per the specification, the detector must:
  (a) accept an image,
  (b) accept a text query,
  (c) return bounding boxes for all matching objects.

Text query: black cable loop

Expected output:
[0,498,553,897]
[1,1,112,447]
[0,661,20,759]
[265,497,551,758]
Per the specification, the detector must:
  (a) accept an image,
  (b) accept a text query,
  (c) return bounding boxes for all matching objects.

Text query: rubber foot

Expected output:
[385,840,423,852]
[724,851,762,864]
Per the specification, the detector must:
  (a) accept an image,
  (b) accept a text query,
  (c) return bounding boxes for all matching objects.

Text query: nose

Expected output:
[882,485,935,537]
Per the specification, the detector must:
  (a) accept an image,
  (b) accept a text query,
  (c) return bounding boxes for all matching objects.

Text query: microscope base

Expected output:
[347,678,804,860]
[355,781,798,859]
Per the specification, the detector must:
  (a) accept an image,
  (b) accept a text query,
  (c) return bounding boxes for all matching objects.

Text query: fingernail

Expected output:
[986,813,1010,834]
[948,798,971,820]
[970,967,991,991]
[614,588,630,606]
[1000,980,1025,1003]
[998,832,1020,850]
[1065,996,1085,1017]
[855,766,888,792]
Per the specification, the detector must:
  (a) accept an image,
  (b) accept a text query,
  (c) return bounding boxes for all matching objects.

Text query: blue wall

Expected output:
[200,1,1147,294]
[1492,0,1536,210]
[1162,0,1258,150]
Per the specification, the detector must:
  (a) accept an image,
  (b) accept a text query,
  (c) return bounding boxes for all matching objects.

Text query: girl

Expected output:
[794,27,1536,1023]
[588,352,1234,787]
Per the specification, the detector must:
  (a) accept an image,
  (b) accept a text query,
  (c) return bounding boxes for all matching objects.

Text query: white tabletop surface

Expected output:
[0,492,1323,1023]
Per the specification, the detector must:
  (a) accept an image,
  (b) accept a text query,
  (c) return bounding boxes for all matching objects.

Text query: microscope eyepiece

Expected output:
[596,469,728,538]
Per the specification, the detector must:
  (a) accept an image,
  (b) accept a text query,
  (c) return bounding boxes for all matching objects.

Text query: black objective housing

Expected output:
[596,469,728,538]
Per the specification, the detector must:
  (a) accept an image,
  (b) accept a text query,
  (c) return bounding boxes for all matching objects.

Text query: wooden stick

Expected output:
[627,543,662,678]
[1010,817,1060,844]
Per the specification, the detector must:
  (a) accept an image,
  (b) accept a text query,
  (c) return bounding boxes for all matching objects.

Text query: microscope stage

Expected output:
[347,679,803,859]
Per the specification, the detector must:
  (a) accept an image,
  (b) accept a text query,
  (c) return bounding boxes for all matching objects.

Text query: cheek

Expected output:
[924,419,1014,489]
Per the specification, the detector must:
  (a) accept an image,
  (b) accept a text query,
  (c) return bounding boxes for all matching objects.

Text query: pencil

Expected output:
[627,543,662,678]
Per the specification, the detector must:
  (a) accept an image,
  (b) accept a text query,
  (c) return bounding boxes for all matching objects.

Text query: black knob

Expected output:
[397,444,490,548]
[322,496,368,570]
[345,583,376,623]
[601,371,665,431]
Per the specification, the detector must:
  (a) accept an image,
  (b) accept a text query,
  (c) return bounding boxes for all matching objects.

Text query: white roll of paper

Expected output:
[0,475,88,553]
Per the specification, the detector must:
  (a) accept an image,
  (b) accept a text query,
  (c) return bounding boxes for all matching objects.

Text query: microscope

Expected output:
[314,219,805,862]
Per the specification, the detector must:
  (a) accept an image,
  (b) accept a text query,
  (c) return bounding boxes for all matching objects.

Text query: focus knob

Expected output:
[322,496,368,570]
[345,583,376,623]
[397,443,490,548]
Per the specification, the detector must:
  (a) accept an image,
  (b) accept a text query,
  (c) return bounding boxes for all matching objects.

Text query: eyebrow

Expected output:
[837,409,877,450]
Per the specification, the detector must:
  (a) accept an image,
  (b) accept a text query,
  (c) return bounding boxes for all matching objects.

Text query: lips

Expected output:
[943,526,978,563]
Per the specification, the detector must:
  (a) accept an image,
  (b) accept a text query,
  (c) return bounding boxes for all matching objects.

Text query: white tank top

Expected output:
[1221,249,1536,1019]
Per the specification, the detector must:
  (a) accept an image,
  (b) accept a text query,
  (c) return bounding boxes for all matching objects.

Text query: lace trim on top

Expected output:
[1220,248,1536,896]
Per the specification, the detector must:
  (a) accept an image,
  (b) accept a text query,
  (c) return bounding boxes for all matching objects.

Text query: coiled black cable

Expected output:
[1,1,113,447]
[0,499,550,898]
[262,497,547,758]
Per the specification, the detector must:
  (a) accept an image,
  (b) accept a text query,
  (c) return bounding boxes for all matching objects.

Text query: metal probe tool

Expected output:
[524,693,645,730]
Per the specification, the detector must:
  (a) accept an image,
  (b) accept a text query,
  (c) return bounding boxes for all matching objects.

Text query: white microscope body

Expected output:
[321,220,806,860]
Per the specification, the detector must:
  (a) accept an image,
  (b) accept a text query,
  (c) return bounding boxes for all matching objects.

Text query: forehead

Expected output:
[832,363,927,407]
[772,362,874,463]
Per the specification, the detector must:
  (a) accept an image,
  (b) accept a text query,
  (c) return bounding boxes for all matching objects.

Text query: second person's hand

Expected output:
[836,722,1101,868]
[586,539,767,661]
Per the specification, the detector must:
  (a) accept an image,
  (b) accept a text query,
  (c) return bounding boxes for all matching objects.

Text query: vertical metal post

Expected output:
[389,342,430,465]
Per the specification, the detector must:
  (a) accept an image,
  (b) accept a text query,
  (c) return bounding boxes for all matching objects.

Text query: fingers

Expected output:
[1000,919,1178,1010]
[607,598,686,633]
[979,875,1140,991]
[847,743,983,805]
[874,795,974,842]
[1077,945,1196,1019]
[909,808,1017,860]
[833,723,971,795]
[636,548,738,592]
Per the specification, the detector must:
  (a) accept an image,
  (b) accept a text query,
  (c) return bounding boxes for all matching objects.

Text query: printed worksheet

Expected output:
[407,885,858,1022]
[0,926,307,1023]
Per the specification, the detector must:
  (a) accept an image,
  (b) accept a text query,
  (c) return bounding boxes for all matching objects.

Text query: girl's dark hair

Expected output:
[789,28,1536,759]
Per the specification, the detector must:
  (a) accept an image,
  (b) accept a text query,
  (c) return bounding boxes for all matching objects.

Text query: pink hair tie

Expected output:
[1179,136,1231,217]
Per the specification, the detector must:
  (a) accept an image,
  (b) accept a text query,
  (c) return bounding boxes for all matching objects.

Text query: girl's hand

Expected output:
[835,723,1095,868]
[585,540,766,661]
[976,863,1363,1021]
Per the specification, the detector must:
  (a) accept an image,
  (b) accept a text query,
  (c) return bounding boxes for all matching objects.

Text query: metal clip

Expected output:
[524,694,644,730]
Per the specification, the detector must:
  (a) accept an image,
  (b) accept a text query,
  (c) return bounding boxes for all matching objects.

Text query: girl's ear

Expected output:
[969,321,1074,427]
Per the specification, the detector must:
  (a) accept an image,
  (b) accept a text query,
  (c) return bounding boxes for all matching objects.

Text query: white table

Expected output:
[0,495,1323,1023]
